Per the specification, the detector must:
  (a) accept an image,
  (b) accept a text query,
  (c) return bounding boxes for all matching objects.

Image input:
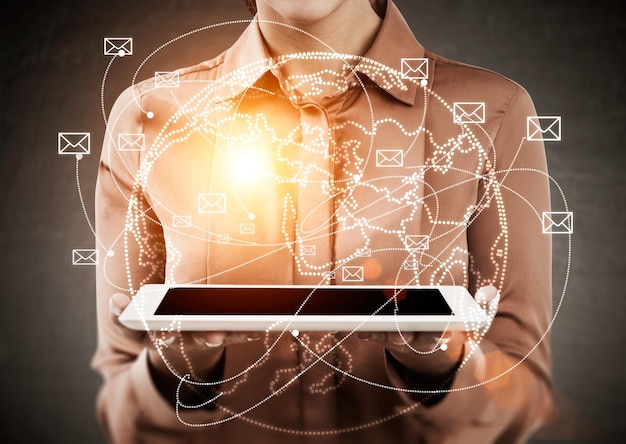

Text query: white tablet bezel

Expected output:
[119,284,490,332]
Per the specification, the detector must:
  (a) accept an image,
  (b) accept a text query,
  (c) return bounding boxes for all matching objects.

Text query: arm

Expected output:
[381,86,554,442]
[91,86,229,442]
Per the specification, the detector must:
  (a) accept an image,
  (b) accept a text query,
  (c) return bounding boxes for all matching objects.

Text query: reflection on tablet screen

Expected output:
[154,287,453,316]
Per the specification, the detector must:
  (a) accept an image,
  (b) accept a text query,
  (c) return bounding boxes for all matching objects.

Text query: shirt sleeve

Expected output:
[91,85,226,443]
[385,85,554,443]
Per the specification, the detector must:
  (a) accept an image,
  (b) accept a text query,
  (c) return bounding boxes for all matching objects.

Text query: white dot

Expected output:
[420,79,428,87]
[107,250,115,257]
[291,329,299,337]
[440,343,448,351]
[118,49,126,57]
[146,111,154,119]
[248,213,256,220]
[76,154,83,161]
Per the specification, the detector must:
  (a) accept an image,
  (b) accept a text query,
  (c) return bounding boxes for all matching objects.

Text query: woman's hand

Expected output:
[108,293,262,395]
[357,285,500,378]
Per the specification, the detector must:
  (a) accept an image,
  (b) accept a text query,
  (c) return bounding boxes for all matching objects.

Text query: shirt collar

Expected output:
[358,0,425,105]
[215,19,273,101]
[219,0,426,106]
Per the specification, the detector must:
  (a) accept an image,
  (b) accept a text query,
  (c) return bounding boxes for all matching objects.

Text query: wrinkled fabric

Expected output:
[92,2,553,443]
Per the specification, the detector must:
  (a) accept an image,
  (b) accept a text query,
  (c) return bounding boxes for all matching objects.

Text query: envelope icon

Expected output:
[453,102,485,124]
[405,235,429,251]
[198,193,226,213]
[527,116,561,141]
[301,245,316,256]
[217,233,230,243]
[72,249,98,266]
[240,223,255,234]
[155,71,180,88]
[342,266,364,282]
[542,212,573,234]
[401,58,428,80]
[58,132,90,155]
[404,259,418,271]
[172,215,192,228]
[376,150,404,167]
[118,133,145,151]
[357,248,371,257]
[103,37,133,56]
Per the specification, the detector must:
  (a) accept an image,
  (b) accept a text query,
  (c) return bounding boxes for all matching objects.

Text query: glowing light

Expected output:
[229,146,272,184]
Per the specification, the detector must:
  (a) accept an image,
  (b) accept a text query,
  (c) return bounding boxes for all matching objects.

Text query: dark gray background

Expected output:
[1,1,624,442]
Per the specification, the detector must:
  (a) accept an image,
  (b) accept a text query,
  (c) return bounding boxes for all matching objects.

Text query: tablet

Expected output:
[119,284,490,332]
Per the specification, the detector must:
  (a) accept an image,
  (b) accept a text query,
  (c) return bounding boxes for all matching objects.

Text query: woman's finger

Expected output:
[108,293,145,342]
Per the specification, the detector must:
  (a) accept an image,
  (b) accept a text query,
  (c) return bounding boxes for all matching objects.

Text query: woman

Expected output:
[94,0,553,442]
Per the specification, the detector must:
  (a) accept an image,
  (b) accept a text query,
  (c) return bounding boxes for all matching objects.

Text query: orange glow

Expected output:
[228,145,272,184]
[363,258,382,280]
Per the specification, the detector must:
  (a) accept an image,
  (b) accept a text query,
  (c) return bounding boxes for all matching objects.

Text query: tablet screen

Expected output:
[154,287,453,316]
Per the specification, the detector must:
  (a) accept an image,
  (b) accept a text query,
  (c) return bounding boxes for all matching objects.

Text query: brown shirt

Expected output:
[93,1,553,442]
